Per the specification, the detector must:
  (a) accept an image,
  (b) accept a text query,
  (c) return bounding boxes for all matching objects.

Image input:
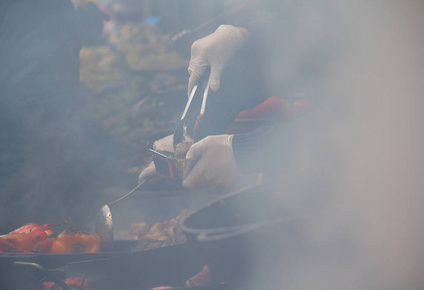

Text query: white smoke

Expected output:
[263,1,424,289]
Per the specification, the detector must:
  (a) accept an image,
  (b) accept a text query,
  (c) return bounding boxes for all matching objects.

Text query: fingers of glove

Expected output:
[182,152,238,189]
[185,138,207,160]
[183,138,209,188]
[209,65,224,92]
[182,156,209,189]
[182,135,238,189]
[187,62,208,97]
[153,134,174,152]
[138,162,156,183]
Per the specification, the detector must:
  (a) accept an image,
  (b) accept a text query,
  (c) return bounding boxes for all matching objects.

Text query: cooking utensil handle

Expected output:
[195,222,272,242]
[13,262,71,290]
[107,179,147,206]
[194,212,313,242]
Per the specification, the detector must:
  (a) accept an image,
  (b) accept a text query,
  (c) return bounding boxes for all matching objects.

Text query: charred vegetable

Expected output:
[50,230,100,254]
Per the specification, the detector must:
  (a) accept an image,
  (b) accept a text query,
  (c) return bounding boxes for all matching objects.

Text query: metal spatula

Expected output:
[95,179,147,251]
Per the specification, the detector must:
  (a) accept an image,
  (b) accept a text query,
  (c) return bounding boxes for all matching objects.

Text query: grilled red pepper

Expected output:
[185,265,211,287]
[1,223,55,253]
[8,223,40,234]
[10,223,54,234]
[43,277,89,290]
[236,96,313,120]
[0,233,33,252]
[30,226,54,253]
[0,236,31,253]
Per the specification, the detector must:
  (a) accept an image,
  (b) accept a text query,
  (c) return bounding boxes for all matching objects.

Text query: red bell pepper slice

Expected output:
[0,236,31,253]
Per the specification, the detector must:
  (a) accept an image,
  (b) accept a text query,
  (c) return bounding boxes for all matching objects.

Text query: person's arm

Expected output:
[182,107,320,189]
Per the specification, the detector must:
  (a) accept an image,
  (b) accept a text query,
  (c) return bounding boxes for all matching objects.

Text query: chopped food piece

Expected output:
[185,265,211,287]
[50,230,100,254]
[127,221,150,240]
[0,233,33,252]
[9,223,40,234]
[174,142,193,180]
[44,229,54,238]
[1,224,55,253]
[43,277,89,290]
[1,223,98,254]
[0,236,31,253]
[30,226,54,253]
[174,142,193,159]
[128,209,192,251]
[10,223,54,234]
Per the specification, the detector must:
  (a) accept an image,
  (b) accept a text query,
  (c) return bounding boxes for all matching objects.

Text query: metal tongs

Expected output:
[173,69,211,149]
[150,70,211,182]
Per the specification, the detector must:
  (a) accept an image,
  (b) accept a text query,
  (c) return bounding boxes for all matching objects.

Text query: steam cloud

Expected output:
[238,1,424,289]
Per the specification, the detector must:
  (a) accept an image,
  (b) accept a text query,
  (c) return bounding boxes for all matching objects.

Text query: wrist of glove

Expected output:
[182,134,239,189]
[188,25,248,96]
[216,25,246,49]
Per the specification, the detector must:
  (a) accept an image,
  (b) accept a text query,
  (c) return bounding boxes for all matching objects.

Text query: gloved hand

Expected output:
[138,134,174,183]
[182,134,239,189]
[188,25,248,96]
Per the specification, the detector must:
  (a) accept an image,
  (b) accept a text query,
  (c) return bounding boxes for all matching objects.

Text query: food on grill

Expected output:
[43,277,89,290]
[0,236,32,253]
[185,265,211,287]
[9,223,54,234]
[30,226,55,253]
[127,221,150,240]
[0,233,33,252]
[148,265,211,289]
[174,142,194,180]
[0,223,99,254]
[0,223,55,253]
[125,209,192,250]
[50,230,100,254]
[174,142,193,159]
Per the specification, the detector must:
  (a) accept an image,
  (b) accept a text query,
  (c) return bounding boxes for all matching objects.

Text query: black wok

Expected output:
[182,181,316,289]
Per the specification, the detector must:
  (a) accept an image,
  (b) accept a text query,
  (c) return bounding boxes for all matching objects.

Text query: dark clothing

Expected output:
[0,0,117,233]
[223,1,337,175]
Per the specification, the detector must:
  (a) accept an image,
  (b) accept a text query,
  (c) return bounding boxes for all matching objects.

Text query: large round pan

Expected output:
[182,180,316,289]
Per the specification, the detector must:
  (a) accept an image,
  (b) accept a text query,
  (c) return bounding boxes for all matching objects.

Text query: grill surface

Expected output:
[1,241,211,290]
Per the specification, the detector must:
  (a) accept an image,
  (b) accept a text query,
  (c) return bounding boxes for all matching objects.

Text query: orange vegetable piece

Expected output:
[44,229,54,237]
[50,230,100,254]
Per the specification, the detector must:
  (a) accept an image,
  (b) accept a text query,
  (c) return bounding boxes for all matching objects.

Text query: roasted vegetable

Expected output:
[0,236,31,253]
[0,233,33,252]
[50,230,100,254]
[30,226,54,253]
[9,223,40,234]
[43,277,89,290]
[1,224,55,253]
[9,223,54,234]
[185,265,211,287]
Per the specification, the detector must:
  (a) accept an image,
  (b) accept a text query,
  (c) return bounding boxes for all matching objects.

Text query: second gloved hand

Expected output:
[188,25,247,96]
[182,134,239,189]
[138,134,174,183]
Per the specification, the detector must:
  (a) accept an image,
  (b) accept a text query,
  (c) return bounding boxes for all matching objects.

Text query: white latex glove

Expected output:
[182,134,239,189]
[138,134,174,183]
[188,25,247,96]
